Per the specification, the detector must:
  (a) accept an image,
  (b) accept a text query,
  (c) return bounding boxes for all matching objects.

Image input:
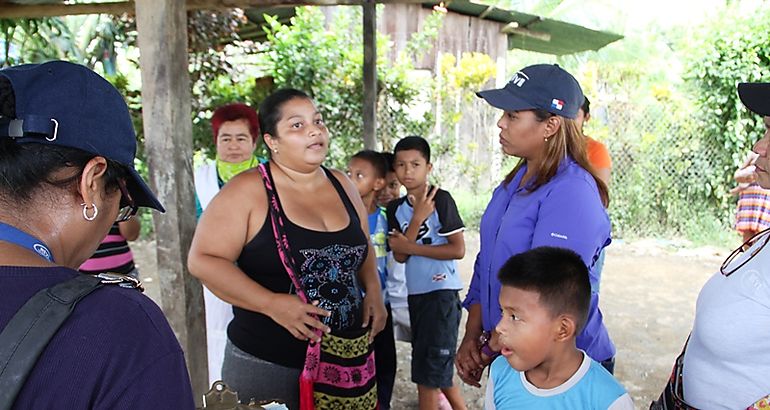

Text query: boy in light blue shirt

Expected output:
[347,150,396,409]
[485,247,633,410]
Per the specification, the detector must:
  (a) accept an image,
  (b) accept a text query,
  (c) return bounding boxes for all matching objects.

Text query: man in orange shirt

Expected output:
[576,96,611,294]
[576,97,612,186]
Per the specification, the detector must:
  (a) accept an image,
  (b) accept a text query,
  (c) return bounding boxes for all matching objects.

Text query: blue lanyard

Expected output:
[0,222,54,263]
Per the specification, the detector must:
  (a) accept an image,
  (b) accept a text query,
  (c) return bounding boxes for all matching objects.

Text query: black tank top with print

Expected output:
[229,164,368,369]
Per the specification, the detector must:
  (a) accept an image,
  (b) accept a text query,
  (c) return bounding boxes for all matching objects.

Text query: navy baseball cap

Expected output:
[476,64,584,119]
[738,83,770,116]
[0,61,164,212]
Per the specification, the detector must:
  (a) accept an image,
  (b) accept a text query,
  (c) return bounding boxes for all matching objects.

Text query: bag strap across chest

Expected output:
[0,273,142,409]
[256,162,310,303]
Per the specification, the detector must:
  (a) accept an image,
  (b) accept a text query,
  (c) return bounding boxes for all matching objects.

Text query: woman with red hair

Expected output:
[193,102,262,385]
[195,103,261,218]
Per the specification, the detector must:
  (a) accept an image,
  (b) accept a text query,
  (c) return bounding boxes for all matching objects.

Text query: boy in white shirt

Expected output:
[376,152,410,342]
[485,247,633,410]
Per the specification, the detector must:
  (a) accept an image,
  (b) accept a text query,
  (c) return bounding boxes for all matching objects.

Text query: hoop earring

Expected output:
[81,203,98,221]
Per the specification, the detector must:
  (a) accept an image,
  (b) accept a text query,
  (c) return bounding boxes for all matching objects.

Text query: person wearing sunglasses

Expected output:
[0,61,193,408]
[653,83,770,409]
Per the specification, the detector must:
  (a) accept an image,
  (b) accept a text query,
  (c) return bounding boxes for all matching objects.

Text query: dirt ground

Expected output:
[133,232,732,410]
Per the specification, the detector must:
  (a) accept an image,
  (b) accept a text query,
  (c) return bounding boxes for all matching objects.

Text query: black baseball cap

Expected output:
[477,64,584,119]
[0,61,164,212]
[738,83,770,116]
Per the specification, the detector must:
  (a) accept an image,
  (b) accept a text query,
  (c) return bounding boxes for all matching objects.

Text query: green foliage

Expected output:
[116,9,256,115]
[432,52,497,191]
[263,8,363,166]
[575,60,739,242]
[452,190,491,229]
[1,16,121,70]
[191,76,272,160]
[402,10,444,62]
[605,105,726,238]
[685,6,770,213]
[533,2,770,245]
[262,7,438,167]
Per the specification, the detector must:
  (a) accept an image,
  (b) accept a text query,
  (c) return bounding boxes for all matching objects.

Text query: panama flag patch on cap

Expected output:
[551,98,564,110]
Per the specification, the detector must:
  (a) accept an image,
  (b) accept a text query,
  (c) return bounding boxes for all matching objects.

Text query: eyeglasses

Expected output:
[720,228,770,277]
[116,178,138,222]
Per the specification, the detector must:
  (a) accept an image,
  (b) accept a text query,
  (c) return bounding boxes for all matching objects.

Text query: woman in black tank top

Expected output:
[189,89,387,407]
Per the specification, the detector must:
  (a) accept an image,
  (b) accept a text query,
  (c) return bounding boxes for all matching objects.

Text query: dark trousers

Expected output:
[374,304,396,410]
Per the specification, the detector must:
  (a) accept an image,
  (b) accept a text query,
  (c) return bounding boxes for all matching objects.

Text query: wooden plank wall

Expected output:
[378,3,507,72]
[379,4,508,192]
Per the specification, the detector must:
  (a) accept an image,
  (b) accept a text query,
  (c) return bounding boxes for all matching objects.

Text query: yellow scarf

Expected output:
[216,156,258,183]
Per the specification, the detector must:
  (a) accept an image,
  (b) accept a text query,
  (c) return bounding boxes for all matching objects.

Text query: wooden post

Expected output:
[362,0,377,149]
[134,0,207,402]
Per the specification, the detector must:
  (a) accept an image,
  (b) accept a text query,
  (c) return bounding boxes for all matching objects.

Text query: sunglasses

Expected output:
[116,178,138,222]
[720,228,770,277]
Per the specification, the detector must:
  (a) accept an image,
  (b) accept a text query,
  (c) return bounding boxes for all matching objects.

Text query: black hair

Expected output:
[581,96,590,115]
[393,135,431,163]
[0,76,126,204]
[258,88,311,138]
[351,150,387,179]
[498,246,591,332]
[381,152,395,173]
[532,108,556,122]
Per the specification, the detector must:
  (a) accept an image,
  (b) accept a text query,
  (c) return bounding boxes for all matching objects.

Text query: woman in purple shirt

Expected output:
[455,64,615,387]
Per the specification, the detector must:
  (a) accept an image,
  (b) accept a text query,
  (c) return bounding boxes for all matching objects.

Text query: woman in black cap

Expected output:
[0,61,193,409]
[456,64,615,385]
[652,83,770,409]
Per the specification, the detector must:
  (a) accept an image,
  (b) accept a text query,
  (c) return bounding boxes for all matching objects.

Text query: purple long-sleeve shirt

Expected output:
[463,158,615,362]
[1,266,195,409]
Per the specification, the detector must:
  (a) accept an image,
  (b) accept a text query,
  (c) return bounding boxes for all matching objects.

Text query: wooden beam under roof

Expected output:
[1,1,134,18]
[0,0,425,18]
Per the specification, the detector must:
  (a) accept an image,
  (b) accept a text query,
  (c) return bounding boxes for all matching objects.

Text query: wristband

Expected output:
[481,342,499,359]
[478,330,500,359]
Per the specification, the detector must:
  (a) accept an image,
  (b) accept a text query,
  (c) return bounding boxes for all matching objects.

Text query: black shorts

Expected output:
[407,290,461,388]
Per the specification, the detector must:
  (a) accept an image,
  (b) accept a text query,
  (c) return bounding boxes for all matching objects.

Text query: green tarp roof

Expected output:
[422,0,622,55]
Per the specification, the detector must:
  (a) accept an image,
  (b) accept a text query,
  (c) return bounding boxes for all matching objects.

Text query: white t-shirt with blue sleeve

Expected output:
[385,188,464,295]
[484,352,633,410]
